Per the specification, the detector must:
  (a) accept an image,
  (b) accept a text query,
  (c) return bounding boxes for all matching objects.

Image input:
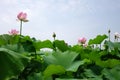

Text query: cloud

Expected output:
[1,15,12,24]
[0,0,17,5]
[50,0,82,13]
[0,0,120,45]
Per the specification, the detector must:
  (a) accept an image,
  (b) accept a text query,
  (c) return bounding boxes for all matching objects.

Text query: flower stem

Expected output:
[17,20,22,52]
[108,29,111,41]
[52,32,56,51]
[20,20,22,36]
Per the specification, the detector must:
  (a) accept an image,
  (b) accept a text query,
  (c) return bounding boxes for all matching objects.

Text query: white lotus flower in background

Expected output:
[114,32,120,38]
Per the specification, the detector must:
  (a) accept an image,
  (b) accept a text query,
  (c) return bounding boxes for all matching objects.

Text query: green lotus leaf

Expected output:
[0,48,29,80]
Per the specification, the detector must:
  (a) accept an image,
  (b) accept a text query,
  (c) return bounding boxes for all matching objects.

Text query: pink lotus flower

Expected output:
[8,29,19,35]
[17,12,28,22]
[78,37,87,44]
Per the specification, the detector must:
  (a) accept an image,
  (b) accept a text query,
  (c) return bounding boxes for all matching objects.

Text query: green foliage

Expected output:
[88,34,108,45]
[0,34,12,45]
[27,72,43,80]
[34,40,54,51]
[20,36,36,52]
[104,41,120,54]
[44,51,85,72]
[43,64,66,79]
[53,40,69,52]
[56,78,82,80]
[0,33,119,80]
[83,69,102,80]
[70,45,83,53]
[97,59,120,68]
[0,34,20,46]
[0,48,29,80]
[102,65,120,80]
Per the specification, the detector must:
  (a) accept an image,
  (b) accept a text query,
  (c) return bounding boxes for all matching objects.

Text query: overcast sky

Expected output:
[0,0,120,45]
